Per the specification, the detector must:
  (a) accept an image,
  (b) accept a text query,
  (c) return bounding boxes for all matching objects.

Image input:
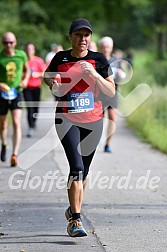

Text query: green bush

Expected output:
[120,50,167,153]
[148,60,167,87]
[127,86,167,153]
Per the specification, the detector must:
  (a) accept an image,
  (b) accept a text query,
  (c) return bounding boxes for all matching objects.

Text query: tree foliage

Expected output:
[20,0,49,24]
[0,0,166,59]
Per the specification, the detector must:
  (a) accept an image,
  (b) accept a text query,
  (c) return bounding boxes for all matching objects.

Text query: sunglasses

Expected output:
[3,41,14,45]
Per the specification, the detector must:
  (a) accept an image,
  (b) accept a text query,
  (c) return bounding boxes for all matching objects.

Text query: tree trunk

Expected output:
[155,4,167,59]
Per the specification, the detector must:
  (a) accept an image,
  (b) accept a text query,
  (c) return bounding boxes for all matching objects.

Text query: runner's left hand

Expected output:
[80,61,99,79]
[20,79,28,89]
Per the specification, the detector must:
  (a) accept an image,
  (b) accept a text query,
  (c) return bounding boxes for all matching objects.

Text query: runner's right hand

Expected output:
[0,83,10,92]
[49,78,62,92]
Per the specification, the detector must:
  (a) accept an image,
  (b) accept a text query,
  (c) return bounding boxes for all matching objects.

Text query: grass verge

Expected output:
[120,50,167,153]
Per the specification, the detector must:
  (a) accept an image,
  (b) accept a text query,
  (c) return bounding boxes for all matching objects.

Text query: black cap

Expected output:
[69,18,93,34]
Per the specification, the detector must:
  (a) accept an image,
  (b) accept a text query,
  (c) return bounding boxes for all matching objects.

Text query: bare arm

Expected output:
[43,67,53,86]
[20,61,30,88]
[80,61,115,97]
[43,67,61,91]
[95,74,115,97]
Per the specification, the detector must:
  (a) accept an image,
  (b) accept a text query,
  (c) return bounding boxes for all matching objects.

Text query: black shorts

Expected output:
[0,92,23,116]
[102,92,118,111]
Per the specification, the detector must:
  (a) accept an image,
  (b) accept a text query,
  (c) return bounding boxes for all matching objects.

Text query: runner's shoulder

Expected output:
[15,49,27,57]
[88,50,108,62]
[51,50,72,65]
[88,50,105,57]
[33,55,45,63]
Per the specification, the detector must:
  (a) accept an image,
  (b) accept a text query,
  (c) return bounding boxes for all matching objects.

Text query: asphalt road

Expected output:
[0,101,167,252]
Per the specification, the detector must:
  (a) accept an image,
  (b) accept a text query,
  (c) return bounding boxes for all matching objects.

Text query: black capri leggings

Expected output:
[55,115,103,181]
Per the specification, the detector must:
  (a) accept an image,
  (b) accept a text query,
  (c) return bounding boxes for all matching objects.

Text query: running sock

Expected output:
[72,213,80,220]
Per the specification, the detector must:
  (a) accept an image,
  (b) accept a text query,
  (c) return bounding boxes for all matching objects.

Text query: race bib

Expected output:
[67,92,94,113]
[1,88,18,100]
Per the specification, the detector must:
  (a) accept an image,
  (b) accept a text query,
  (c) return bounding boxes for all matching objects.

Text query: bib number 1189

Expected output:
[67,92,94,113]
[71,98,90,107]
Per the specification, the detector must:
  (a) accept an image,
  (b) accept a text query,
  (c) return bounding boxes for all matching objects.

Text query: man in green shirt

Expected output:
[0,32,30,166]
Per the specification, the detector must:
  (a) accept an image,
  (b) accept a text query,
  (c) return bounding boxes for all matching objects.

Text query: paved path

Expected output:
[0,101,167,252]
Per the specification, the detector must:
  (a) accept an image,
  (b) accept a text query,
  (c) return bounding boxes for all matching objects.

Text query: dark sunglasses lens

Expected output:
[3,41,14,45]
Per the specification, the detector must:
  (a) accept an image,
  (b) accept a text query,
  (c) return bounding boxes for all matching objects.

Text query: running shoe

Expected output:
[1,144,6,162]
[10,154,18,167]
[65,206,72,220]
[104,145,112,153]
[27,128,34,138]
[67,218,87,237]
